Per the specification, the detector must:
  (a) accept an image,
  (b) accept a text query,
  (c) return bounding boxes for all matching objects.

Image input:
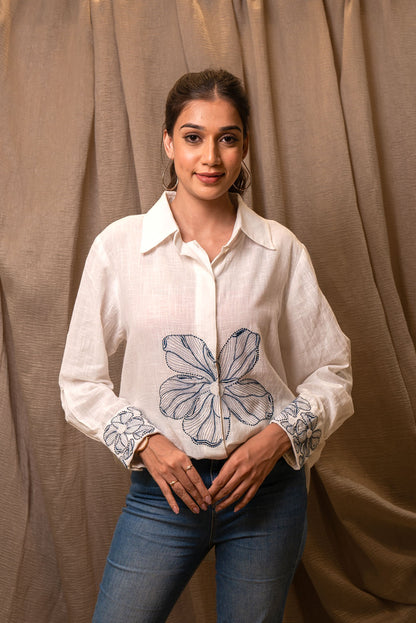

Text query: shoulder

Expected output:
[238,196,304,255]
[265,216,301,246]
[85,215,145,271]
[97,214,145,246]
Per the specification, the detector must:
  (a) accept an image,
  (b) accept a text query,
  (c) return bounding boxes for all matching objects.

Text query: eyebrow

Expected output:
[179,123,242,133]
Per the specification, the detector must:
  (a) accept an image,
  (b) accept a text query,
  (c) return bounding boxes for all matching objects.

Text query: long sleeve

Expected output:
[59,235,158,467]
[271,245,353,469]
[60,194,353,469]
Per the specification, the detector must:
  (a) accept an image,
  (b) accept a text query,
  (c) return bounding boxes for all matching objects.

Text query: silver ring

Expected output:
[185,464,193,471]
[169,479,178,487]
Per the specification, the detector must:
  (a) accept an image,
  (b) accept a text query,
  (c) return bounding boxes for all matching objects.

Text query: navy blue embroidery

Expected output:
[277,397,321,467]
[159,328,273,446]
[103,406,155,466]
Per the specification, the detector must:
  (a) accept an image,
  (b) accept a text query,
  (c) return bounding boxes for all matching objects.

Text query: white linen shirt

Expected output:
[59,192,353,470]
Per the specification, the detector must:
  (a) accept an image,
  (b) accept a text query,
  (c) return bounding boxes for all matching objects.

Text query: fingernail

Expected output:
[205,496,212,505]
[201,503,208,511]
[192,506,199,514]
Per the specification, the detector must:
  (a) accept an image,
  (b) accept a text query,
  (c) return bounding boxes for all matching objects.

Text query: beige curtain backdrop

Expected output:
[1,1,415,621]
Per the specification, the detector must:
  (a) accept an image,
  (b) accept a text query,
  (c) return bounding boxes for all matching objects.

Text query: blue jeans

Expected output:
[93,458,307,623]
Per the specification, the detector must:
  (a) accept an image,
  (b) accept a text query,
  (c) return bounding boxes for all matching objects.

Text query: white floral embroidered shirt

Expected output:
[59,192,353,470]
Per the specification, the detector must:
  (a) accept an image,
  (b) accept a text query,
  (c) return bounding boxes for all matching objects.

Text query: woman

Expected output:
[59,69,353,622]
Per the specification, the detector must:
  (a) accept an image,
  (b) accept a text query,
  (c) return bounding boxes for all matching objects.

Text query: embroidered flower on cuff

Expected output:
[159,328,273,447]
[277,396,321,467]
[103,406,155,465]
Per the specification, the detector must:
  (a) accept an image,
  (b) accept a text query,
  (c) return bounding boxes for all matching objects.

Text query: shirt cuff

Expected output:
[102,405,158,468]
[272,395,322,469]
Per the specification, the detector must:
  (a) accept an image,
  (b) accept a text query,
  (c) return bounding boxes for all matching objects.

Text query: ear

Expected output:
[242,133,249,159]
[163,129,174,160]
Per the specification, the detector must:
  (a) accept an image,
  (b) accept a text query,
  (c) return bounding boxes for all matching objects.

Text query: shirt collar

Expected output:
[234,195,276,250]
[140,192,179,253]
[140,191,276,254]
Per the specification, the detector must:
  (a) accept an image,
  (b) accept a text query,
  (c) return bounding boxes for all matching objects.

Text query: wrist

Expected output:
[132,435,150,464]
[267,422,291,453]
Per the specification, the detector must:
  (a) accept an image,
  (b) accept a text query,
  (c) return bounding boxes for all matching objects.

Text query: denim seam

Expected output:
[208,460,216,548]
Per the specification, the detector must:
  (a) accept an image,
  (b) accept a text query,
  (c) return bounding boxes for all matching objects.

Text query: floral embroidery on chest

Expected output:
[159,328,274,446]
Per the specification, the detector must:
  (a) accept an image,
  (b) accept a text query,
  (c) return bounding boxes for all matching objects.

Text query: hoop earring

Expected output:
[231,160,252,193]
[241,160,252,190]
[162,162,178,191]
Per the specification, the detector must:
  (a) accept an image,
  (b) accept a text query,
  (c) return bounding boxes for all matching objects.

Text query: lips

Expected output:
[195,172,225,184]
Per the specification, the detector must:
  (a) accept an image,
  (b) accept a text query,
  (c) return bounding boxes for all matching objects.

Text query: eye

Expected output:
[184,134,201,144]
[220,134,238,145]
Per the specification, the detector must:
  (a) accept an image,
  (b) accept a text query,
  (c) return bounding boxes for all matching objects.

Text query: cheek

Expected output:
[226,150,244,171]
[175,149,197,170]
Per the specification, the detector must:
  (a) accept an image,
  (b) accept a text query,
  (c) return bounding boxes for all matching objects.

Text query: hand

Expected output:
[208,424,291,513]
[139,434,212,515]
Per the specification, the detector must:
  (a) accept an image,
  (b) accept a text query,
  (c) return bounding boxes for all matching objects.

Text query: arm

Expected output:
[59,235,210,512]
[272,245,353,470]
[59,235,158,467]
[210,245,353,510]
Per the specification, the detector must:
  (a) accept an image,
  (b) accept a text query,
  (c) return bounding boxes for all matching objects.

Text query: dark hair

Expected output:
[164,69,250,194]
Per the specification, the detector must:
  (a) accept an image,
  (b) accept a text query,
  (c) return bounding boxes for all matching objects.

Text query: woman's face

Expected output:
[163,97,248,205]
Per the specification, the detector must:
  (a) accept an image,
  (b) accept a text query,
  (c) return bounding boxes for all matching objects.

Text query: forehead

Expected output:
[176,98,243,129]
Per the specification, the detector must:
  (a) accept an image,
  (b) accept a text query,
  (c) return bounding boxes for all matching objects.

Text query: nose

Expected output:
[202,138,220,166]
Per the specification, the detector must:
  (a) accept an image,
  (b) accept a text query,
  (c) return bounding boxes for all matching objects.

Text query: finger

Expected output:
[144,462,183,515]
[214,482,247,512]
[183,464,212,505]
[208,465,233,500]
[178,478,209,511]
[139,437,207,514]
[215,482,258,513]
[157,478,180,515]
[169,480,201,514]
[163,468,206,514]
[144,456,208,512]
[163,472,209,515]
[208,467,235,499]
[209,471,244,503]
[233,484,259,512]
[208,454,250,500]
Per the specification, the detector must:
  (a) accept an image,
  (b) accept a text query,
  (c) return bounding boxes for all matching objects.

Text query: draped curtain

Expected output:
[1,1,415,621]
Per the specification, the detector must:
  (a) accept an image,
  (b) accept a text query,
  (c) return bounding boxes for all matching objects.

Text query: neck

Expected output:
[170,190,237,242]
[168,190,238,261]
